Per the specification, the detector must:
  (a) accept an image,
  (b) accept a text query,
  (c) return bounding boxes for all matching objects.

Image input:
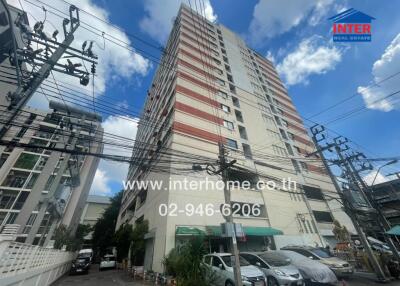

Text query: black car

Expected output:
[70,257,91,274]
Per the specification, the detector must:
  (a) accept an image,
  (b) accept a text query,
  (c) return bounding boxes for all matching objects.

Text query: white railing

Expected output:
[0,225,75,286]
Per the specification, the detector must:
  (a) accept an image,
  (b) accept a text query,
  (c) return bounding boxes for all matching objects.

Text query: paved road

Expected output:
[53,265,148,286]
[53,265,400,286]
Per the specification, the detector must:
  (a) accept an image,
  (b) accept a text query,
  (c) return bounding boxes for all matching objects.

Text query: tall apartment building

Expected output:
[117,4,355,272]
[0,101,103,245]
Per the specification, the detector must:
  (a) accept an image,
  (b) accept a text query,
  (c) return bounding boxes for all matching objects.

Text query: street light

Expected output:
[370,160,398,186]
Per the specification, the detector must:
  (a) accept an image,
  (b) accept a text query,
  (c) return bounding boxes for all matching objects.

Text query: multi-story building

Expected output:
[369,178,400,239]
[117,4,355,272]
[79,195,111,248]
[80,195,111,227]
[0,101,103,245]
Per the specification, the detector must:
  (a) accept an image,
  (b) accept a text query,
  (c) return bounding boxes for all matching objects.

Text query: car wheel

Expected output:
[268,276,279,286]
[225,280,235,286]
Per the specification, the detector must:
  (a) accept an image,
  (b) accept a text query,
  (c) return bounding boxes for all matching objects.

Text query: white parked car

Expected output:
[204,253,267,286]
[99,254,117,271]
[241,252,304,286]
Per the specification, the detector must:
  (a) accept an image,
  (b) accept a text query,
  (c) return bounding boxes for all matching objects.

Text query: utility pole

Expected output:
[345,153,400,263]
[218,142,242,286]
[310,125,387,282]
[0,4,97,139]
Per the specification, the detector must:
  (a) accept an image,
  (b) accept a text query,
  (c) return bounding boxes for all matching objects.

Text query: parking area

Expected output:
[53,264,400,286]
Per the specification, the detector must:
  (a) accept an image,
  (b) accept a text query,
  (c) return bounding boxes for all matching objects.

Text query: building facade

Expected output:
[0,101,103,245]
[80,195,111,226]
[117,4,355,272]
[369,178,400,239]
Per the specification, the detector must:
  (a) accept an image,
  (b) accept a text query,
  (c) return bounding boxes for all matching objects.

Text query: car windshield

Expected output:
[259,253,291,266]
[78,253,91,258]
[103,256,115,261]
[311,249,332,258]
[221,255,250,267]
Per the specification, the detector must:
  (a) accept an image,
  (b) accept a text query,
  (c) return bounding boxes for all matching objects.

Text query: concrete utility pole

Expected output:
[346,155,400,263]
[0,5,81,139]
[218,142,242,286]
[310,125,388,282]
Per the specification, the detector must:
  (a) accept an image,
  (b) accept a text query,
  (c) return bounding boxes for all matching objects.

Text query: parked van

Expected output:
[78,249,94,263]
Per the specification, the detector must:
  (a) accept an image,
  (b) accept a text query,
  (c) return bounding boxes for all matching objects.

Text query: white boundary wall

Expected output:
[0,238,75,286]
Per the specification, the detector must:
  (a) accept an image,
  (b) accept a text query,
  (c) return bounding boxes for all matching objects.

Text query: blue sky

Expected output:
[13,0,400,195]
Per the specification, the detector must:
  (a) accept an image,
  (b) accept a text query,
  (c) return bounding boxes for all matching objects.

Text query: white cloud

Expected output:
[90,115,138,195]
[140,0,217,44]
[265,51,275,64]
[363,170,388,185]
[7,0,151,109]
[358,33,400,111]
[248,0,335,46]
[276,36,343,86]
[91,169,112,195]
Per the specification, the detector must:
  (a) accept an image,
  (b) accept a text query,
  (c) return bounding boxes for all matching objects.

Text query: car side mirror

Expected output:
[256,262,261,267]
[218,264,224,270]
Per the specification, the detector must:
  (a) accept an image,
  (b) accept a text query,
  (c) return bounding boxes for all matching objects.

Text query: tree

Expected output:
[163,237,215,286]
[114,223,133,262]
[92,191,122,256]
[130,220,148,266]
[53,223,91,251]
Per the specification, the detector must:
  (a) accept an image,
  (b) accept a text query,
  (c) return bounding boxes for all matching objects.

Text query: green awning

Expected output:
[386,225,400,236]
[205,226,283,237]
[176,226,205,236]
[244,226,283,236]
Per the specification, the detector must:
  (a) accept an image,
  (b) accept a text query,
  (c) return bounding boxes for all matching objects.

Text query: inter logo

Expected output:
[328,8,375,42]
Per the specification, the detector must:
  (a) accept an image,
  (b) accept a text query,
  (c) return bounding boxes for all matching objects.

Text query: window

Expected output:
[262,115,275,126]
[281,119,288,127]
[220,104,230,113]
[235,110,243,122]
[313,211,334,223]
[223,120,234,130]
[212,256,223,267]
[225,65,231,73]
[214,68,223,75]
[218,90,228,99]
[213,58,221,65]
[274,116,282,126]
[227,74,234,83]
[266,129,280,140]
[216,78,225,86]
[14,153,39,170]
[232,96,240,108]
[300,161,308,172]
[272,145,287,156]
[303,185,324,200]
[285,143,294,155]
[226,138,238,149]
[229,83,236,94]
[279,129,288,140]
[223,56,228,63]
[292,159,300,173]
[287,132,295,140]
[242,143,252,159]
[238,126,248,140]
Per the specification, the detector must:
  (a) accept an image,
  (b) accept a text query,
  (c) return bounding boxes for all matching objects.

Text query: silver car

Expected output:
[241,252,304,286]
[282,246,353,278]
[275,250,338,285]
[204,253,267,286]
